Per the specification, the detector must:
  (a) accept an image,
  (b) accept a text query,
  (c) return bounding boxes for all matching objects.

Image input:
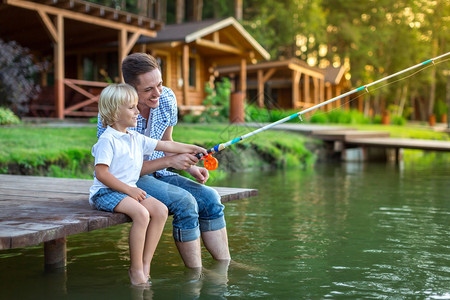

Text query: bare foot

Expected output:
[143,265,150,280]
[129,268,148,286]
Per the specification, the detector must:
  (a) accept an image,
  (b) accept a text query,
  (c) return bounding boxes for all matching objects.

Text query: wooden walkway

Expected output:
[0,174,257,269]
[244,123,450,159]
[345,137,450,152]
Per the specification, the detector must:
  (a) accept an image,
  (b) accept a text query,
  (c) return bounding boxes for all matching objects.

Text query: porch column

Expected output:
[313,77,319,105]
[335,85,341,109]
[319,78,324,104]
[257,70,264,108]
[325,83,333,111]
[118,29,143,80]
[36,9,64,119]
[292,70,301,108]
[54,14,65,120]
[257,68,276,108]
[182,44,190,105]
[303,74,310,106]
[240,58,247,94]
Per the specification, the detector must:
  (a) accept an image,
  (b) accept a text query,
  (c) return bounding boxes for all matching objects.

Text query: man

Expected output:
[97,53,230,269]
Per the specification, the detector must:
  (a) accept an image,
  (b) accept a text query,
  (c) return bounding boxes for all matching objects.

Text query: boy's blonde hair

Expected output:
[99,83,138,127]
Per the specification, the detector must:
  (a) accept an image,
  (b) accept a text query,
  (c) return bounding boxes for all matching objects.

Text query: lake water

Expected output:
[1,158,449,299]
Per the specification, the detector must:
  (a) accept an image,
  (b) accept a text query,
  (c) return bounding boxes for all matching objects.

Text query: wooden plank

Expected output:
[345,137,450,152]
[0,175,258,250]
[242,123,357,135]
[311,130,390,141]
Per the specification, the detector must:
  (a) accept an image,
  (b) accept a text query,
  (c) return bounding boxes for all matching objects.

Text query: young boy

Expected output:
[89,83,206,286]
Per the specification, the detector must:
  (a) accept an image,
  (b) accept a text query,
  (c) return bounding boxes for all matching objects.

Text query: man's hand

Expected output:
[187,166,209,184]
[169,153,200,170]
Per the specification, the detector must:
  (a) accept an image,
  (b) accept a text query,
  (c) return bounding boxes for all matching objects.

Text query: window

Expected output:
[188,57,196,87]
[155,54,168,85]
[178,55,198,89]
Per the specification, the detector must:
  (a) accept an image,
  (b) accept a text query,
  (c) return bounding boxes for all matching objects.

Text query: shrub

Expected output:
[199,78,231,123]
[245,105,271,123]
[309,110,329,123]
[0,107,21,125]
[0,39,44,115]
[392,115,406,126]
[372,115,382,124]
[435,99,447,121]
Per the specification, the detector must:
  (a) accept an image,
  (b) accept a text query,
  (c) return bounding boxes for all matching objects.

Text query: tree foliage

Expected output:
[46,1,450,120]
[238,0,449,119]
[0,39,42,116]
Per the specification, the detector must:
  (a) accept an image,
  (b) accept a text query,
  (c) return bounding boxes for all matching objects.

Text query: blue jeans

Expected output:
[136,174,225,242]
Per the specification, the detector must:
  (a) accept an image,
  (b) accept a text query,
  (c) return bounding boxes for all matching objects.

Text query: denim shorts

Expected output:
[91,187,149,212]
[136,174,225,242]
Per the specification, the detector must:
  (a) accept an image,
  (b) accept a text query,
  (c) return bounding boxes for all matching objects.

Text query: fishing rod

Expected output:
[197,52,450,171]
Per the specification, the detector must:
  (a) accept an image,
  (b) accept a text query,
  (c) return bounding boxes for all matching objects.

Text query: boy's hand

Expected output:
[169,153,199,170]
[127,187,147,202]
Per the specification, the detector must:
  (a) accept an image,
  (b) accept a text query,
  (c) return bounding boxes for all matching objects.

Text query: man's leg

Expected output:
[175,238,202,269]
[159,174,231,261]
[136,175,203,268]
[201,227,230,260]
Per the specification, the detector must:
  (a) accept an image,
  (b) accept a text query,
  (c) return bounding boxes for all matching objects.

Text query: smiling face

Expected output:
[134,68,163,110]
[98,83,140,133]
[114,101,140,132]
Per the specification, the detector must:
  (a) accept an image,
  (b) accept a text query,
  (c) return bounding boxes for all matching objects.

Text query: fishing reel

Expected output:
[195,152,219,171]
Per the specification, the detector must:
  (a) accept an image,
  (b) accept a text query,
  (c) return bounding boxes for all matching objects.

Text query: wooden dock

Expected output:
[0,174,257,269]
[344,137,450,152]
[244,123,450,161]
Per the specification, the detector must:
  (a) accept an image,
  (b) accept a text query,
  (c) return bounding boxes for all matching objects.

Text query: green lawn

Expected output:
[0,122,448,178]
[0,123,315,177]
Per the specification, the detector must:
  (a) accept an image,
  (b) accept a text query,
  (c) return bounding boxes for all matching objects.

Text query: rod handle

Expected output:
[196,148,214,159]
[195,153,205,159]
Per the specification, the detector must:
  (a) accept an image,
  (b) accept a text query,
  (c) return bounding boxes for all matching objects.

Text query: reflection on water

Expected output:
[1,159,449,299]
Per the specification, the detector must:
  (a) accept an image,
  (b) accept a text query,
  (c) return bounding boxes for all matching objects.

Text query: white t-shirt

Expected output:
[89,126,158,205]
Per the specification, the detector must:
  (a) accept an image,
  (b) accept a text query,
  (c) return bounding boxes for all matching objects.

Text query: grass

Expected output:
[0,123,316,178]
[0,122,448,178]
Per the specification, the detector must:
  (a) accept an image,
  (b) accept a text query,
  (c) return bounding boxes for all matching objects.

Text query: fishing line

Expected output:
[301,57,450,123]
[196,52,450,170]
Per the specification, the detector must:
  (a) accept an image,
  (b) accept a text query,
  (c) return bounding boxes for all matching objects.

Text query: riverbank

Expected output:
[0,123,317,180]
[1,121,449,180]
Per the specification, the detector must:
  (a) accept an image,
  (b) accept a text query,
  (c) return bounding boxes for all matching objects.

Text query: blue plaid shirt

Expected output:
[97,86,178,177]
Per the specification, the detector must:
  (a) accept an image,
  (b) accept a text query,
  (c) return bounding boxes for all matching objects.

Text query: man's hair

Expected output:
[122,53,161,88]
[98,83,138,127]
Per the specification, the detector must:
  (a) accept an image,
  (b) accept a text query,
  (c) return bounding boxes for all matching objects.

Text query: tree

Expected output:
[241,0,327,59]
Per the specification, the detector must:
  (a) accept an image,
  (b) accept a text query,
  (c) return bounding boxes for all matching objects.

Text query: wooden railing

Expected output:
[63,79,109,117]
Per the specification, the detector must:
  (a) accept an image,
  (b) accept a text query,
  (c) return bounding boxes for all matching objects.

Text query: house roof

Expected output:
[216,58,325,79]
[0,0,161,55]
[324,66,347,84]
[139,17,270,61]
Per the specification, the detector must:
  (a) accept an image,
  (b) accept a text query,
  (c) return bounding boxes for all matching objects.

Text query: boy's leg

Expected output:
[139,196,168,278]
[114,196,150,285]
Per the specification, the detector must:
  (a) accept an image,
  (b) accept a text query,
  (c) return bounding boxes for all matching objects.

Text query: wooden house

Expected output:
[215,59,354,112]
[0,0,269,119]
[1,0,354,120]
[134,17,270,114]
[323,65,356,111]
[0,0,163,119]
